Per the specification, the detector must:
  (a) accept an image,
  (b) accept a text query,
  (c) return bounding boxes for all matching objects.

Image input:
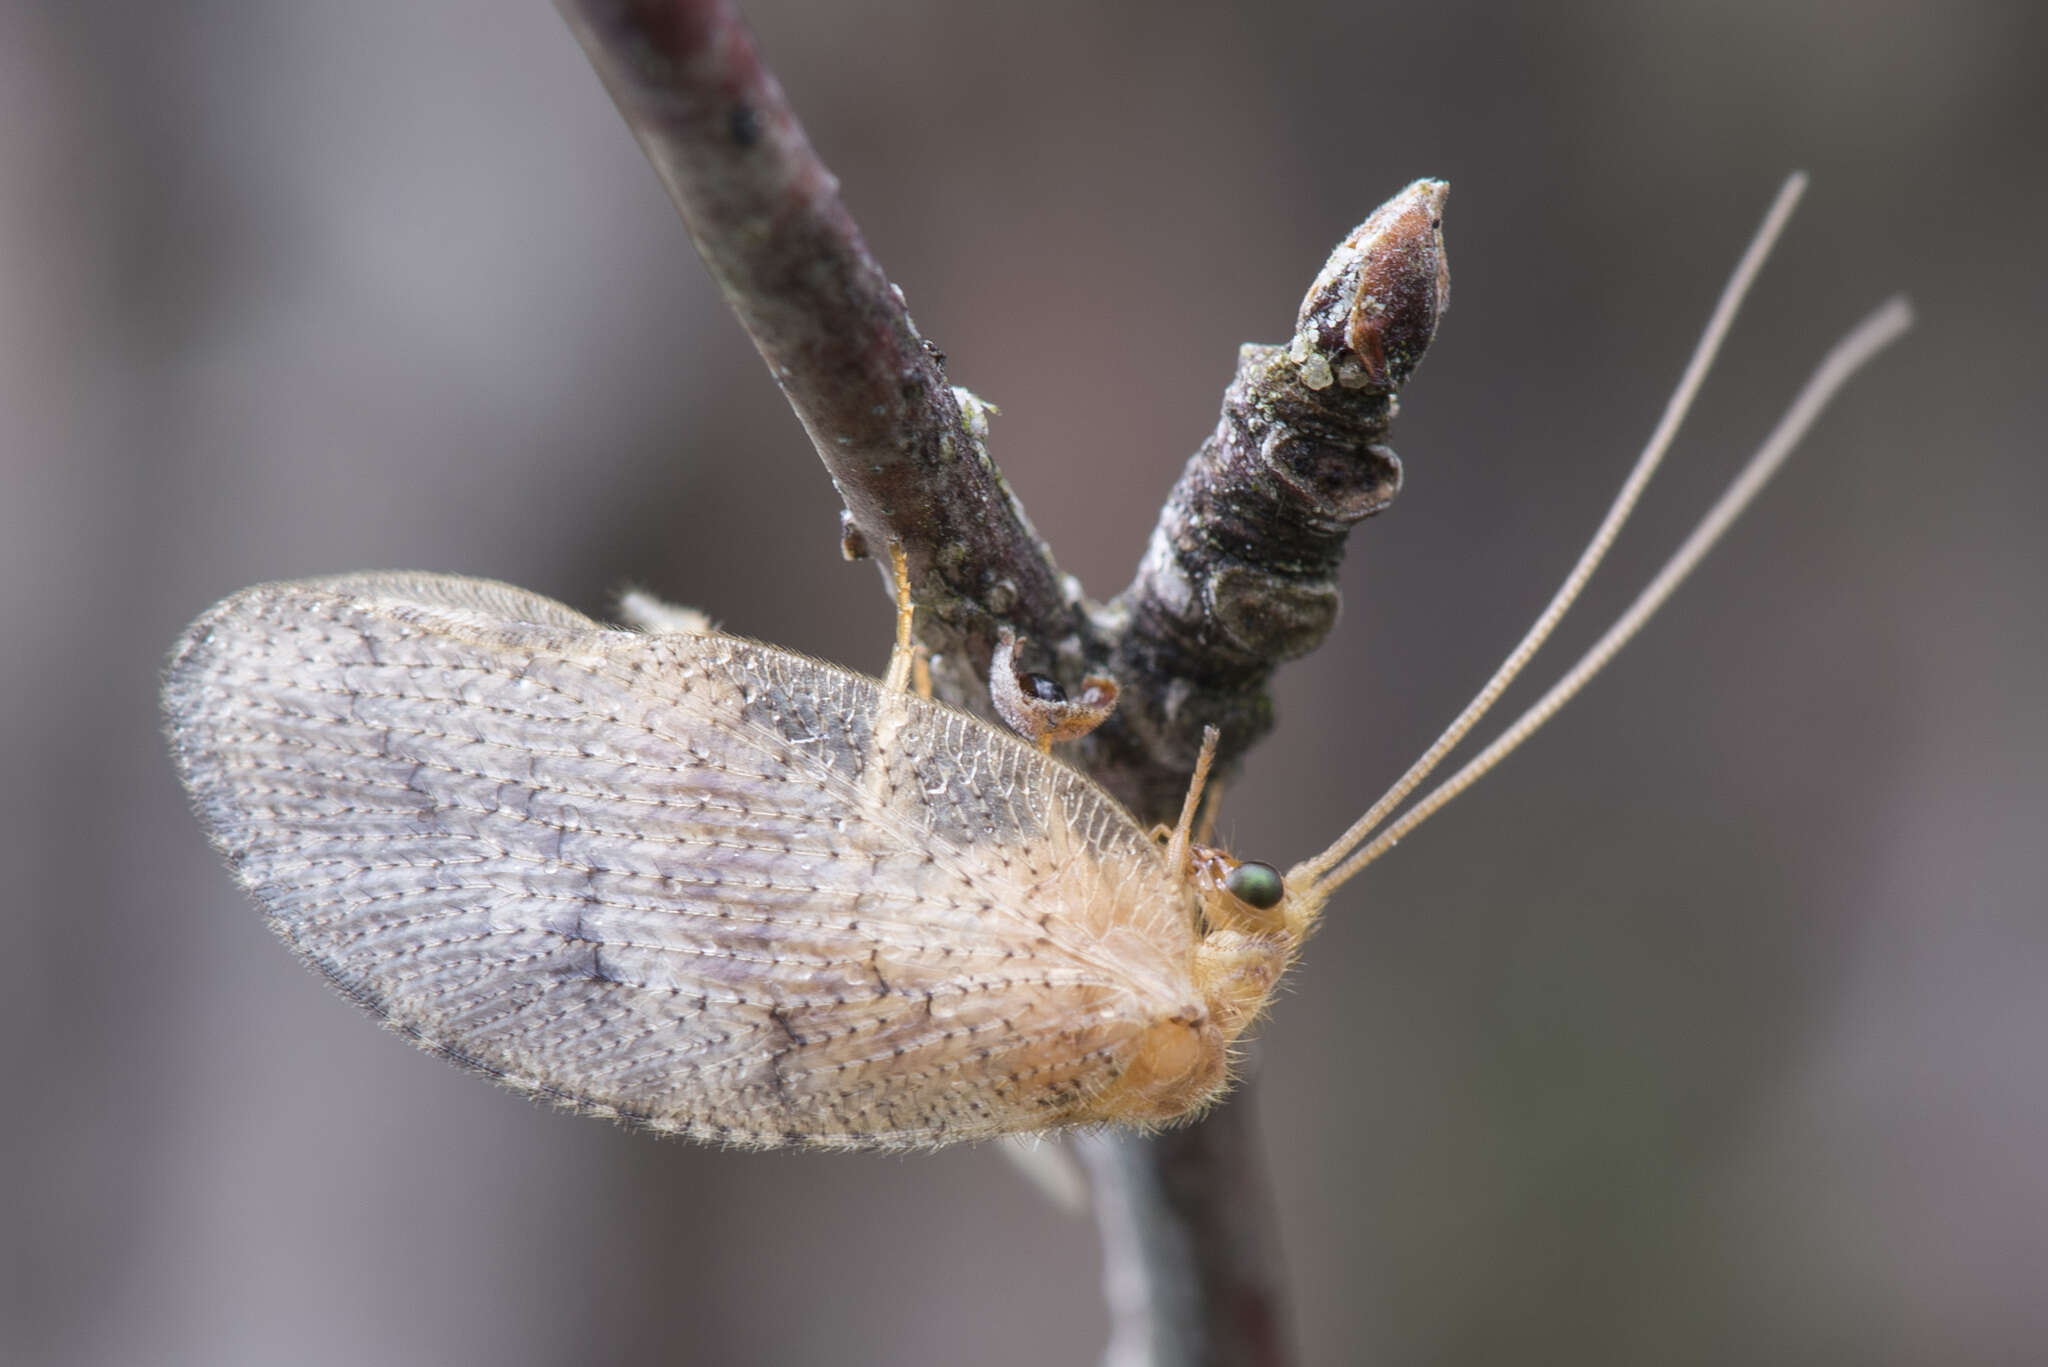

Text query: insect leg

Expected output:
[1164,725,1221,880]
[882,542,917,695]
[616,588,714,634]
[860,543,923,811]
[1194,774,1228,845]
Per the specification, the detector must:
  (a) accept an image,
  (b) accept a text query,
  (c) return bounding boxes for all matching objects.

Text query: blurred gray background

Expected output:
[5,1,2043,1364]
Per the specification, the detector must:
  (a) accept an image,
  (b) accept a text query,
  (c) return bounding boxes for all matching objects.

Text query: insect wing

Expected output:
[162,574,1195,1147]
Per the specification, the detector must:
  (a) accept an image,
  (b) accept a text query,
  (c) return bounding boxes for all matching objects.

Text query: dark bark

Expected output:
[556,3,1449,1362]
[1080,1096,1296,1367]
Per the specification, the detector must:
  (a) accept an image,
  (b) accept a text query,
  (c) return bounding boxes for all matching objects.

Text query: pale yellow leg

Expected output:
[911,649,933,701]
[1164,726,1220,877]
[1194,776,1227,845]
[882,543,917,695]
[866,545,920,808]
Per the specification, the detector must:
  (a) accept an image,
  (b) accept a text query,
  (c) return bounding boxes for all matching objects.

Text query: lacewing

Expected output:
[162,177,1908,1148]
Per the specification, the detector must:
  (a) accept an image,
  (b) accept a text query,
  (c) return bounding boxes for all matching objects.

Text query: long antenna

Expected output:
[1309,295,1912,891]
[1291,173,1810,887]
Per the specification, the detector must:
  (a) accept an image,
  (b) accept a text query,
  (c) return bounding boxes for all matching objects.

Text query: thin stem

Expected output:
[1078,1100,1295,1367]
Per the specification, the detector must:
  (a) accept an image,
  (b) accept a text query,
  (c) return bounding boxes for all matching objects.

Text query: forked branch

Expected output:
[555,0,1446,824]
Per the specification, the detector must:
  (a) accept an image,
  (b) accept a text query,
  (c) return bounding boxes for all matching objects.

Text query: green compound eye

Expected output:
[1224,860,1285,911]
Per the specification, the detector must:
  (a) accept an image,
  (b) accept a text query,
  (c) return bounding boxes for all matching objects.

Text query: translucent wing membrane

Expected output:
[164,575,1198,1148]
